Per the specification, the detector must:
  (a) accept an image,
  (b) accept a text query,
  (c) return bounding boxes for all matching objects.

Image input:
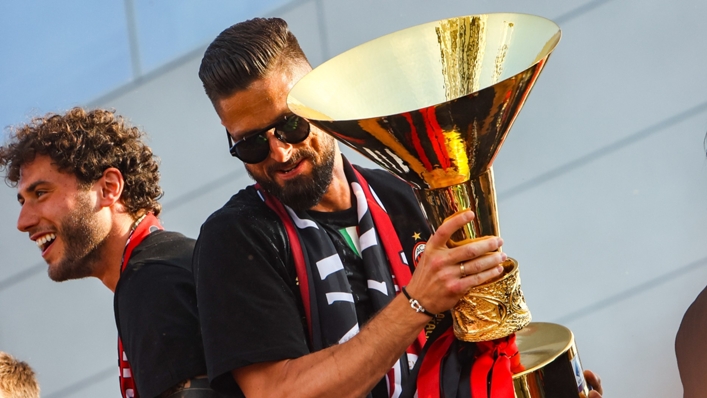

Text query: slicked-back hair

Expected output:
[199,17,309,103]
[0,107,163,217]
[0,352,40,398]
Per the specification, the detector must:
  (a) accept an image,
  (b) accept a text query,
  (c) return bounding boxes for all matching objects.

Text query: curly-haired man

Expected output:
[0,108,227,398]
[0,352,40,398]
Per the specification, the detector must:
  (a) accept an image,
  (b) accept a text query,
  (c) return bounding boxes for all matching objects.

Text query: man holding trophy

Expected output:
[194,16,602,398]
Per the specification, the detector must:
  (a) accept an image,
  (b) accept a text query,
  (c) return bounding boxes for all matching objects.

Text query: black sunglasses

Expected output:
[226,114,311,164]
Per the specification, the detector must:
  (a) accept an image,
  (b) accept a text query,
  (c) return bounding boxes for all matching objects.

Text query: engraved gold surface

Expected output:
[287,13,560,342]
[452,259,530,341]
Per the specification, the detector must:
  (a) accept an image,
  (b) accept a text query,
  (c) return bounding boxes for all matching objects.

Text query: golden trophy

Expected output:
[288,13,590,397]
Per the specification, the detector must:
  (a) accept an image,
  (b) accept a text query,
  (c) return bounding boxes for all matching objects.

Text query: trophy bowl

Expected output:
[288,13,590,397]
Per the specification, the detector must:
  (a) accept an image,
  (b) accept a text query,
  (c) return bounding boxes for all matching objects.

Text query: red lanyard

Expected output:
[118,213,163,398]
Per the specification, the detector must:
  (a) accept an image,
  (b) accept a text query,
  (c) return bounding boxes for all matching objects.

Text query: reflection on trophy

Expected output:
[289,13,590,397]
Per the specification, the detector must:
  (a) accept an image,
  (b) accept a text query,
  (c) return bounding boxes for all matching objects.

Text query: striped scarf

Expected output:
[258,159,425,398]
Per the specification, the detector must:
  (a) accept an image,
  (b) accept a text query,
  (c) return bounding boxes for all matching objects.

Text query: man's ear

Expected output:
[96,167,124,208]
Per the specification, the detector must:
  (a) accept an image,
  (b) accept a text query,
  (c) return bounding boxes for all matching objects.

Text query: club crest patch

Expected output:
[412,242,426,267]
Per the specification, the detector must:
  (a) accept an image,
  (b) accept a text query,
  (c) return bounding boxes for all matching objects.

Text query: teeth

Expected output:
[36,233,56,250]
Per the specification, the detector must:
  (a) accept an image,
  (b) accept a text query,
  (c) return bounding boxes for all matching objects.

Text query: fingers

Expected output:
[459,253,505,288]
[446,236,504,267]
[426,210,505,287]
[405,209,507,314]
[427,210,475,248]
[584,370,603,396]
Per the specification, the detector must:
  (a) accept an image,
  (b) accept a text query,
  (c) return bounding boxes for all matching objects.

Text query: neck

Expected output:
[309,149,351,212]
[95,213,142,292]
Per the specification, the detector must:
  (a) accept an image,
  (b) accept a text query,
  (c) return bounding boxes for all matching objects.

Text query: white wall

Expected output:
[1,0,706,396]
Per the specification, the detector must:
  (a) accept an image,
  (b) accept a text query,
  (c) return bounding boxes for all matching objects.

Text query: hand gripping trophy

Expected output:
[288,13,590,397]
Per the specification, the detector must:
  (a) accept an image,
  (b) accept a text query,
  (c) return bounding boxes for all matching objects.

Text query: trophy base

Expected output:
[513,322,590,398]
[452,258,531,342]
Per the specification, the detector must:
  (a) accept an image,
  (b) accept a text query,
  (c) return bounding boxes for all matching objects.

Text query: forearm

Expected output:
[233,294,430,398]
[232,211,506,397]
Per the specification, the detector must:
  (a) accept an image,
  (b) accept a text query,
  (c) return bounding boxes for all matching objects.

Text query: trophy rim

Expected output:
[512,322,575,378]
[288,12,562,122]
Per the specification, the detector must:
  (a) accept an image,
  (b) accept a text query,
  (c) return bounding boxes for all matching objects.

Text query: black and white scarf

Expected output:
[258,159,425,398]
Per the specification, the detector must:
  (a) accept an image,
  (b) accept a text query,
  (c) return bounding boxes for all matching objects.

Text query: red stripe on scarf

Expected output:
[352,168,427,352]
[118,213,164,398]
[257,185,314,343]
[259,168,427,397]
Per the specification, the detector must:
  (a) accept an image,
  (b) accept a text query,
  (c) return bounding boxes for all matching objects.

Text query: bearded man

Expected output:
[0,108,228,398]
[194,17,604,398]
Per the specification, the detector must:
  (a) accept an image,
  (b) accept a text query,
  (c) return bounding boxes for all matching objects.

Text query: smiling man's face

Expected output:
[219,64,336,210]
[16,155,110,281]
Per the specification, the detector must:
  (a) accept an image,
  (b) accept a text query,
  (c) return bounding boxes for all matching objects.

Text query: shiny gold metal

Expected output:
[414,169,499,244]
[288,12,560,341]
[287,13,584,395]
[513,323,590,398]
[453,259,530,341]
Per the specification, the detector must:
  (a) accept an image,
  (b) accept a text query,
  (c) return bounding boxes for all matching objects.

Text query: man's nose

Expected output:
[17,203,39,232]
[267,130,293,163]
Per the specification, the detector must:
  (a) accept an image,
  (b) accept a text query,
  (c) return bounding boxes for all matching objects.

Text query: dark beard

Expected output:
[249,143,336,211]
[48,193,109,282]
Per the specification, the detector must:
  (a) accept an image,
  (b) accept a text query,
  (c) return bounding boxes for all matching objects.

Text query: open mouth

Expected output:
[280,162,300,174]
[36,233,57,252]
[277,157,308,175]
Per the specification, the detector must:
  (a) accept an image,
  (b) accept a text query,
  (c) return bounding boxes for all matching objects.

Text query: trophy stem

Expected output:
[414,168,531,342]
[414,168,500,244]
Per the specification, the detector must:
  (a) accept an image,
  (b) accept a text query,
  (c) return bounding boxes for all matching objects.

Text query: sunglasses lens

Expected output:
[235,134,270,164]
[230,116,311,164]
[278,115,310,144]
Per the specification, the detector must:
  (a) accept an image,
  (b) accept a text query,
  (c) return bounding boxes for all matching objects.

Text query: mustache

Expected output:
[266,149,313,174]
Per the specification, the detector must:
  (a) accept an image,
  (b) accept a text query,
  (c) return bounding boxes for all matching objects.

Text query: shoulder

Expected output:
[115,232,200,336]
[193,185,292,282]
[200,186,282,233]
[119,230,196,294]
[676,285,707,394]
[127,230,195,273]
[677,285,707,344]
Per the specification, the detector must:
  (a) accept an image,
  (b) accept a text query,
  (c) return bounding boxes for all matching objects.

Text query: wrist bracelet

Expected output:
[401,286,438,318]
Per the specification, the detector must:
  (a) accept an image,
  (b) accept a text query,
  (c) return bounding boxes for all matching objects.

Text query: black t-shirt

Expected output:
[115,230,208,398]
[194,166,432,396]
[308,206,375,327]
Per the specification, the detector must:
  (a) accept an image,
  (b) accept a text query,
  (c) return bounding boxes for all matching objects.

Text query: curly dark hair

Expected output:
[0,107,162,217]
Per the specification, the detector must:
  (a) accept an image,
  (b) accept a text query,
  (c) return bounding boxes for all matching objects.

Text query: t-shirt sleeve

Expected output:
[193,202,310,395]
[116,261,207,398]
